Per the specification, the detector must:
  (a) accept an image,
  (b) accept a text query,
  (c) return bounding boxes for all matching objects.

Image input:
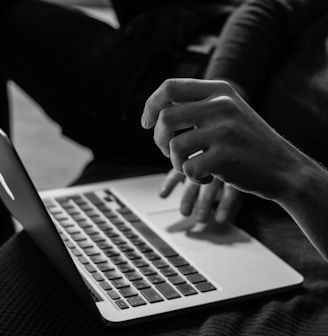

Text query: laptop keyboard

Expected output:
[44,190,216,310]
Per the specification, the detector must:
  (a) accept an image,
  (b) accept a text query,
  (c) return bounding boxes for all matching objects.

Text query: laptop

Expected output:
[0,129,303,326]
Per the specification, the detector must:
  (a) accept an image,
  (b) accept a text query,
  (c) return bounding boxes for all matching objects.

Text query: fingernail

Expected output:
[181,203,191,216]
[215,211,226,224]
[141,117,149,128]
[159,187,167,198]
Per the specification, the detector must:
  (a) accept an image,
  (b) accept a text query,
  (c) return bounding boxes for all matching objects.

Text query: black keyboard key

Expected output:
[77,241,93,249]
[140,266,157,276]
[105,270,122,281]
[132,279,151,290]
[84,228,99,235]
[97,241,113,250]
[104,231,119,239]
[118,244,134,253]
[93,218,107,225]
[98,263,115,272]
[132,221,178,258]
[77,221,93,229]
[71,215,87,223]
[127,295,147,307]
[110,256,127,265]
[85,264,97,273]
[107,289,120,300]
[137,245,153,254]
[110,218,124,225]
[90,235,106,243]
[92,273,104,282]
[64,241,75,249]
[99,281,112,290]
[111,237,126,245]
[156,283,181,300]
[125,251,141,260]
[125,271,142,281]
[84,192,104,206]
[133,259,149,268]
[71,248,82,257]
[121,213,140,223]
[141,288,164,303]
[179,265,197,275]
[78,256,89,265]
[144,252,161,261]
[115,223,130,232]
[122,231,138,239]
[97,223,111,231]
[58,221,75,228]
[186,273,207,284]
[195,282,216,293]
[90,255,108,264]
[167,256,189,268]
[130,238,145,246]
[65,227,81,235]
[117,264,135,273]
[148,274,165,284]
[71,233,87,242]
[117,207,131,215]
[103,211,117,219]
[168,275,186,286]
[84,247,101,257]
[115,299,129,310]
[152,259,169,269]
[160,267,178,277]
[112,279,130,289]
[119,286,138,298]
[176,283,198,296]
[104,249,120,258]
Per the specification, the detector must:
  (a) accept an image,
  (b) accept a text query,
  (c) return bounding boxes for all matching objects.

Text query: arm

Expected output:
[205,0,328,105]
[142,78,328,262]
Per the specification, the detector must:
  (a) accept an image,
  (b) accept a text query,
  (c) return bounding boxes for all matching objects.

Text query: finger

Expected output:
[142,78,233,129]
[182,148,215,184]
[215,184,243,224]
[159,169,185,198]
[169,128,207,172]
[180,179,200,216]
[153,100,210,157]
[195,179,222,223]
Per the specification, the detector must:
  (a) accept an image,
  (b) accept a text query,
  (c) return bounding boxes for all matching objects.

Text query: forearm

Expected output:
[276,150,328,262]
[205,0,328,105]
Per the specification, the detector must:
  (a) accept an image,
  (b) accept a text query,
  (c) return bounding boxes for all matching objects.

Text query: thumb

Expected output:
[142,79,231,129]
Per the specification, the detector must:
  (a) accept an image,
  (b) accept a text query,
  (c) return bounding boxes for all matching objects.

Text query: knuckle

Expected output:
[162,78,178,96]
[216,80,233,94]
[169,136,183,156]
[158,107,172,128]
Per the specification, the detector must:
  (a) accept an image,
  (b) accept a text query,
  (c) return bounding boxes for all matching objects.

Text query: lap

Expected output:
[0,199,327,335]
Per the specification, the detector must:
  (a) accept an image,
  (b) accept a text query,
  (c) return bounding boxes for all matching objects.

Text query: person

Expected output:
[142,78,328,263]
[1,0,328,245]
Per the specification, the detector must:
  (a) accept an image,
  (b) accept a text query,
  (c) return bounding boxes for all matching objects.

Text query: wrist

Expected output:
[275,150,326,211]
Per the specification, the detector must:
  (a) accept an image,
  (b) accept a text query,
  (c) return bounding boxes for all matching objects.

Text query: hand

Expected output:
[160,168,243,224]
[142,78,301,202]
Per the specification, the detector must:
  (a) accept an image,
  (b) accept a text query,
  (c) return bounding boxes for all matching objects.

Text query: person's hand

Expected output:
[160,168,243,224]
[142,78,302,201]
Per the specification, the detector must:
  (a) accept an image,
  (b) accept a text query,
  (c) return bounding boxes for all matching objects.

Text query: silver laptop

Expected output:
[0,130,303,326]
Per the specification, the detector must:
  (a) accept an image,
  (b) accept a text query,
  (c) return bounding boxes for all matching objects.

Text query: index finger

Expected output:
[141,78,231,129]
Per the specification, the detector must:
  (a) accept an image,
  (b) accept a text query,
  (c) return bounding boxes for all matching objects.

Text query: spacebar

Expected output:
[132,221,178,258]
